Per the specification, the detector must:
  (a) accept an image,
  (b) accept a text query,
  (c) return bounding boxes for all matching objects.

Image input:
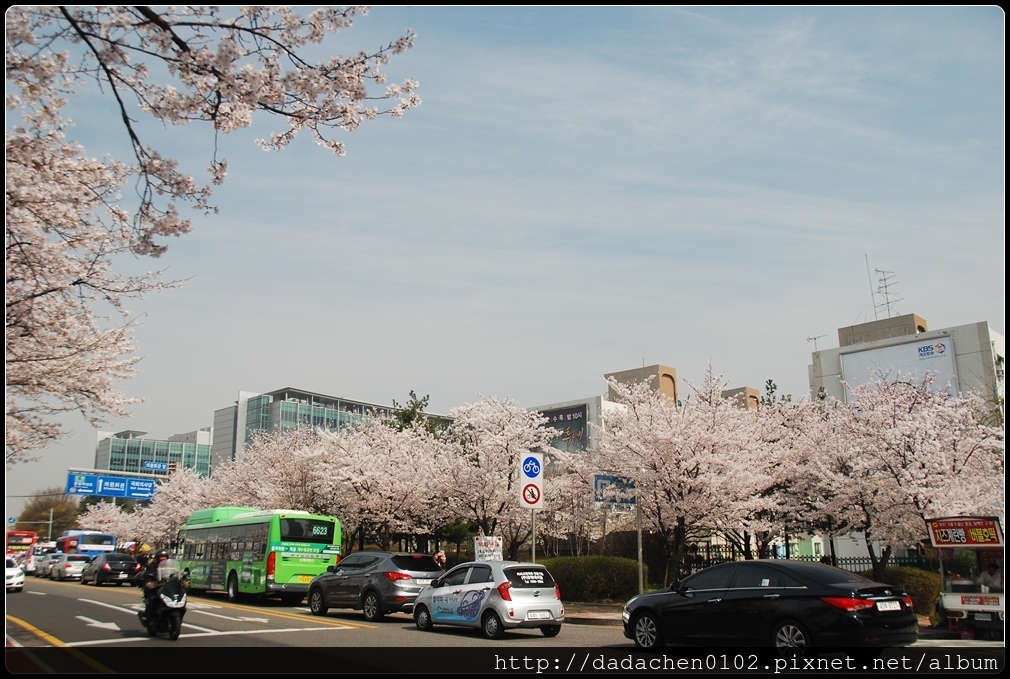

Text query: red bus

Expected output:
[6,530,38,570]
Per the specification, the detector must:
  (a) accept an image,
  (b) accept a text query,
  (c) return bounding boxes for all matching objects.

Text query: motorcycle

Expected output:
[138,559,188,641]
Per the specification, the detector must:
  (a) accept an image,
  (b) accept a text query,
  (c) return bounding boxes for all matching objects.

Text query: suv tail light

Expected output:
[383,571,412,582]
[497,581,513,601]
[102,562,112,572]
[820,596,875,612]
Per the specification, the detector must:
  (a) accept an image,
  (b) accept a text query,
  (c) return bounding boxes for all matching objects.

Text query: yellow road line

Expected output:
[189,597,377,629]
[5,614,114,672]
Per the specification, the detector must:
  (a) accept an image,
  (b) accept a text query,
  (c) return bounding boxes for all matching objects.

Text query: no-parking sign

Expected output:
[519,452,544,510]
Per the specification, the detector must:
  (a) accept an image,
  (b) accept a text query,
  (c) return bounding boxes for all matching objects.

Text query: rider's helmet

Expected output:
[155,549,170,562]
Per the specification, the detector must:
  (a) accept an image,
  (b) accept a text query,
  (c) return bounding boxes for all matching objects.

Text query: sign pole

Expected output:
[531,509,536,564]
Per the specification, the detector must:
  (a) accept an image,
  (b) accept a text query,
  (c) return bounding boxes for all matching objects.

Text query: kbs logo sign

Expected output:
[918,342,947,358]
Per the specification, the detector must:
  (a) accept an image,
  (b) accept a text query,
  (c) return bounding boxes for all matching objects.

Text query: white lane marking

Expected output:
[68,626,346,646]
[80,598,217,633]
[75,616,121,631]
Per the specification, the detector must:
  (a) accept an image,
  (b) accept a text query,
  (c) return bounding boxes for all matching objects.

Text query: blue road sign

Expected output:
[65,472,156,500]
[593,473,636,511]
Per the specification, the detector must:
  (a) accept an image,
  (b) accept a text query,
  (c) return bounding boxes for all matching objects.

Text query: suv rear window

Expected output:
[505,567,554,588]
[390,555,441,572]
[108,556,135,564]
[68,556,91,562]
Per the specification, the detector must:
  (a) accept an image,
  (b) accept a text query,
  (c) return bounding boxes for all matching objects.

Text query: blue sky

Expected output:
[6,6,1004,516]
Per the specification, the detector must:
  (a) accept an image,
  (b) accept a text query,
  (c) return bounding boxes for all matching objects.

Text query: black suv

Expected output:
[307,551,443,621]
[80,553,141,586]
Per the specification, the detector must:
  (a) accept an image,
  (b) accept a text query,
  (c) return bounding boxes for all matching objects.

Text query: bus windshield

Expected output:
[79,533,115,547]
[280,517,335,544]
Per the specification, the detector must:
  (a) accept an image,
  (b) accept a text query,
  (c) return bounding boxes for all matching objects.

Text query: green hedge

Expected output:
[539,556,646,603]
[860,566,940,616]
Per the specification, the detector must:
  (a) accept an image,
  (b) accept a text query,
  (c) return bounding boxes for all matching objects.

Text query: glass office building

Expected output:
[94,429,213,477]
[212,387,422,470]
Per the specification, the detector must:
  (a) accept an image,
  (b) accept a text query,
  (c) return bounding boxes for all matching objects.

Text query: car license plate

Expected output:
[414,579,432,586]
[974,612,992,621]
[876,601,901,612]
[526,611,551,620]
[298,575,312,583]
[118,573,127,578]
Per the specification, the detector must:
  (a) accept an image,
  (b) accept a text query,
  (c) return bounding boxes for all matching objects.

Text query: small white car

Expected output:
[413,561,564,639]
[6,558,26,592]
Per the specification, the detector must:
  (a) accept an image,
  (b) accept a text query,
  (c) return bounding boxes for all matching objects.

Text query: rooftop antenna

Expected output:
[875,269,902,319]
[865,253,877,321]
[808,334,826,351]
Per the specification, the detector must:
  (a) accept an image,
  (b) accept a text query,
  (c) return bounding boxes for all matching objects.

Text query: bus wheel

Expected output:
[227,573,240,602]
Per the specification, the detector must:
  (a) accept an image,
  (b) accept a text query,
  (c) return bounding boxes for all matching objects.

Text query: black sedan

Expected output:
[623,560,918,649]
[80,553,141,586]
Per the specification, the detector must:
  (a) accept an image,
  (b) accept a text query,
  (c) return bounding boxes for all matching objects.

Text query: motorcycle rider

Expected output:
[140,549,171,618]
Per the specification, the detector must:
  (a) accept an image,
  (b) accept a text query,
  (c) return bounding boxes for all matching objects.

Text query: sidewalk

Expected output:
[564,602,623,626]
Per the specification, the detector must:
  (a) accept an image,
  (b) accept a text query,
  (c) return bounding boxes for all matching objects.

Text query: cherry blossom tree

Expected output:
[829,373,1004,578]
[209,427,342,514]
[76,501,140,542]
[590,371,729,583]
[319,418,443,551]
[6,6,419,465]
[440,395,556,559]
[131,467,215,546]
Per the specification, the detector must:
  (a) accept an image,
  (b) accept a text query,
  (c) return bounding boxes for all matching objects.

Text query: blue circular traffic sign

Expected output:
[522,456,541,478]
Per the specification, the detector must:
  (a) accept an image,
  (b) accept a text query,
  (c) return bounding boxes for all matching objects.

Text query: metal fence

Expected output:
[686,543,935,574]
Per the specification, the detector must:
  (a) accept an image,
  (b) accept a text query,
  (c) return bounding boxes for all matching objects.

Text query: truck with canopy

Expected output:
[925,516,1004,640]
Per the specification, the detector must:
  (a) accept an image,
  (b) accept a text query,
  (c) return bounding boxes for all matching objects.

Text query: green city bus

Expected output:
[177,507,342,604]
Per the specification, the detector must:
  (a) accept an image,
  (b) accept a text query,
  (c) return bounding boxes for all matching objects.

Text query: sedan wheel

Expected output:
[773,620,811,648]
[632,612,663,649]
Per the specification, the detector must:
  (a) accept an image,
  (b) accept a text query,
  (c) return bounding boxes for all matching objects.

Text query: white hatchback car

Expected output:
[412,561,564,639]
[6,558,26,592]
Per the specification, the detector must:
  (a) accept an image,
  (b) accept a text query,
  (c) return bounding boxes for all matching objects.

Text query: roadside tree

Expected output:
[590,370,728,583]
[13,486,80,539]
[320,419,442,551]
[440,395,555,557]
[833,374,1005,579]
[6,6,419,465]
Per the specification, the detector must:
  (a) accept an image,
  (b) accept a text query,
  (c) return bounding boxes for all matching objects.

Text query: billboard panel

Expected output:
[839,335,957,401]
[926,517,1004,548]
[539,404,588,452]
